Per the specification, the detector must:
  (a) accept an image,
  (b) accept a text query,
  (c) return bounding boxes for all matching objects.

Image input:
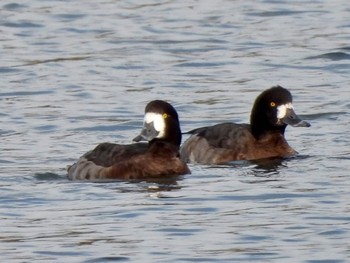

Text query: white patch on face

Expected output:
[144,112,166,138]
[277,103,293,119]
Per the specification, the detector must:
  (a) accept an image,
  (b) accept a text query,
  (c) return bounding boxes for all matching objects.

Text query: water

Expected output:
[1,0,350,262]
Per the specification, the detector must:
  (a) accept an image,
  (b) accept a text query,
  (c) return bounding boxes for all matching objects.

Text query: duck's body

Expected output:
[180,86,310,164]
[180,122,296,164]
[83,142,148,167]
[68,100,190,181]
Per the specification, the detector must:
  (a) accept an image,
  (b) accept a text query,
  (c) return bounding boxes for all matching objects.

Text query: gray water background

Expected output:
[1,0,350,262]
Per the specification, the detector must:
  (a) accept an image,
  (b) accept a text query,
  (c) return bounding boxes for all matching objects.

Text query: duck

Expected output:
[180,85,310,164]
[67,100,190,180]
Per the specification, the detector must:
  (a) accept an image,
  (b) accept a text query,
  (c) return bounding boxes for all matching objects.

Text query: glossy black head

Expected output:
[133,100,182,146]
[250,86,310,139]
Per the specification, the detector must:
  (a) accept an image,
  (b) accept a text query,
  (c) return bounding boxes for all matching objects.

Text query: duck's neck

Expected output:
[251,113,286,139]
[150,119,182,147]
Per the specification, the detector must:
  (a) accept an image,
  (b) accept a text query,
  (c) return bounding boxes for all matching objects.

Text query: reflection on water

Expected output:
[1,0,350,262]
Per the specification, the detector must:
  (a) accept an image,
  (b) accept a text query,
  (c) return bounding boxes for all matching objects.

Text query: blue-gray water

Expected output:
[1,0,350,262]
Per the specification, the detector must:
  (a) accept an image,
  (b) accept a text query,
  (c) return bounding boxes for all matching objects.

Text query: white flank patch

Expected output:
[277,103,293,119]
[144,112,166,138]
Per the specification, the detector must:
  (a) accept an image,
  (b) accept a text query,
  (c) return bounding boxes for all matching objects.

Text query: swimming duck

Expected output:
[68,100,190,180]
[180,86,310,164]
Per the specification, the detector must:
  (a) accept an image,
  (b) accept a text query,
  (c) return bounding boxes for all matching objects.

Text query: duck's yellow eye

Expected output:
[162,113,168,119]
[270,102,276,107]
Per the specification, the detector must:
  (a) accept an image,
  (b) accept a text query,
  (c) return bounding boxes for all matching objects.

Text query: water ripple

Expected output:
[306,52,350,61]
[1,21,43,28]
[1,0,350,262]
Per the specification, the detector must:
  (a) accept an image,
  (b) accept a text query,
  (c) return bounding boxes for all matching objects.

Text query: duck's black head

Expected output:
[133,100,182,146]
[250,86,310,139]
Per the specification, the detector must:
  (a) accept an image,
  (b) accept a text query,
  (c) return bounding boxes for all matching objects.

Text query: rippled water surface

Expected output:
[1,0,350,262]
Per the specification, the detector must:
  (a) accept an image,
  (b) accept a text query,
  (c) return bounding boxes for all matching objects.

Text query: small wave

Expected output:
[303,111,347,120]
[2,21,43,28]
[0,159,14,164]
[247,10,325,17]
[34,172,67,181]
[0,90,53,97]
[305,52,350,61]
[21,56,91,66]
[84,256,130,263]
[0,67,22,74]
[3,3,27,10]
